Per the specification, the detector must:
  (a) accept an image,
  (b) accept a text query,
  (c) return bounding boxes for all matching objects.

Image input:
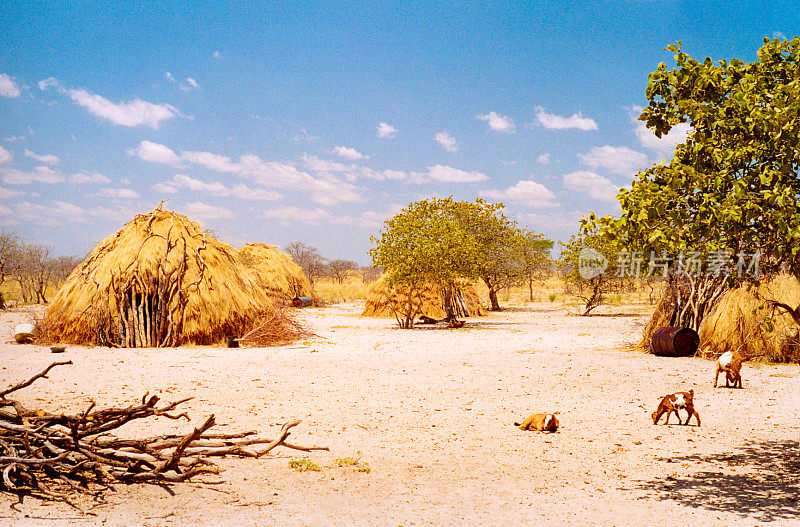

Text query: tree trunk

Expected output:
[443,284,455,320]
[528,279,534,302]
[482,276,501,311]
[488,288,501,311]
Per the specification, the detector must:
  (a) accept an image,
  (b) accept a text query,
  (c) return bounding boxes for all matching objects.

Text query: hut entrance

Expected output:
[119,289,168,348]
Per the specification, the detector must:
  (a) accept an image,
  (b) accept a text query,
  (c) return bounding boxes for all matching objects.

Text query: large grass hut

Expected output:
[362,275,485,319]
[237,243,313,303]
[41,207,274,347]
[698,275,800,362]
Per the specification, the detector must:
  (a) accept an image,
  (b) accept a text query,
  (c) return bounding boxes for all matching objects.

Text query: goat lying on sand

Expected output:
[714,350,744,388]
[652,389,701,426]
[514,413,559,432]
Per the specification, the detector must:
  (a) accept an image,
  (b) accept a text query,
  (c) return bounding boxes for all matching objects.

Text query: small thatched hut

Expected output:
[699,275,800,362]
[41,207,274,347]
[361,276,485,319]
[237,243,313,303]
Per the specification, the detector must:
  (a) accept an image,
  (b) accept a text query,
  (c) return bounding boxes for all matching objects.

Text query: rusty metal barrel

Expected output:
[650,327,700,357]
[292,296,313,308]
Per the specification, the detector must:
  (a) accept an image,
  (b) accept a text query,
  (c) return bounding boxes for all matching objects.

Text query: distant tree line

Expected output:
[0,232,83,307]
[283,242,381,286]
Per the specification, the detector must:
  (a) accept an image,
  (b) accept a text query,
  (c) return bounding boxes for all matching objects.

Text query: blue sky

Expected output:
[0,1,798,264]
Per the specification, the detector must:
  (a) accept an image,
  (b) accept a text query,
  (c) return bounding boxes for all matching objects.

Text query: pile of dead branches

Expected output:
[0,361,327,506]
[239,308,317,347]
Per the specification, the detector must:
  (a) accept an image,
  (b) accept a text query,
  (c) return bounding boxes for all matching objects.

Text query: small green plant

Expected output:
[334,456,358,467]
[289,458,321,472]
[333,453,371,473]
[548,293,557,302]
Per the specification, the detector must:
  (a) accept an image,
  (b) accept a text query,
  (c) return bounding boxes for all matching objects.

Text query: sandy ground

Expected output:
[1,302,799,526]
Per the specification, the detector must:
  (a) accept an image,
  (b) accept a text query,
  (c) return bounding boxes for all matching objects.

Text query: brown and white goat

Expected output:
[714,351,745,389]
[652,389,701,426]
[514,413,560,432]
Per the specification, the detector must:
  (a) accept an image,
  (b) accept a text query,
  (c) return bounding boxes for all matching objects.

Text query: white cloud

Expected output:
[376,122,397,138]
[229,184,282,201]
[24,149,59,164]
[134,143,364,205]
[128,140,182,165]
[0,74,21,98]
[15,201,85,225]
[635,122,691,157]
[181,202,233,220]
[434,132,458,152]
[38,77,60,91]
[172,174,228,195]
[262,205,333,225]
[66,88,179,128]
[100,188,140,199]
[535,107,598,131]
[0,165,63,185]
[578,145,649,177]
[0,146,12,164]
[168,72,200,91]
[40,79,180,129]
[562,170,619,202]
[0,186,23,199]
[332,146,367,160]
[427,165,487,183]
[152,181,179,194]
[477,111,514,133]
[537,154,551,165]
[181,150,240,172]
[303,155,351,173]
[154,174,283,201]
[69,172,111,184]
[479,180,558,208]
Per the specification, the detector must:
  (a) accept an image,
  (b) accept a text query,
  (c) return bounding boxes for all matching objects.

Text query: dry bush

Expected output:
[240,308,317,347]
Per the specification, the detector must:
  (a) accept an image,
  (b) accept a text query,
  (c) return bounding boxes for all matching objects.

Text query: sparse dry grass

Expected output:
[313,278,373,304]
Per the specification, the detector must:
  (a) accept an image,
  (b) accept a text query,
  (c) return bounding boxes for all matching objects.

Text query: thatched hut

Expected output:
[361,276,485,319]
[698,275,800,362]
[41,207,274,347]
[237,243,313,303]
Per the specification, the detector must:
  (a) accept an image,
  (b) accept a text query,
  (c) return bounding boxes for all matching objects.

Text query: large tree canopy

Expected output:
[613,37,800,275]
[584,37,800,332]
[370,197,551,326]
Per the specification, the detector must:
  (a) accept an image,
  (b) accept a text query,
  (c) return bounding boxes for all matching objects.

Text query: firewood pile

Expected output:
[240,308,317,347]
[0,361,327,507]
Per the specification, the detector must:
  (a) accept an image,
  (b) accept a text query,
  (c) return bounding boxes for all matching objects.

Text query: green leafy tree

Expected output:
[584,37,800,333]
[519,230,554,302]
[369,197,482,327]
[559,230,624,316]
[450,200,534,311]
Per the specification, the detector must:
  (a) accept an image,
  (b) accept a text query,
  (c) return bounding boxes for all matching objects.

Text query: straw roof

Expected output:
[237,243,312,303]
[41,207,274,347]
[698,274,800,362]
[361,275,485,318]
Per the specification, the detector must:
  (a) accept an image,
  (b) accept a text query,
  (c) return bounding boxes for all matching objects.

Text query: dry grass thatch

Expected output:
[361,275,485,319]
[40,207,275,347]
[237,243,313,303]
[698,275,800,362]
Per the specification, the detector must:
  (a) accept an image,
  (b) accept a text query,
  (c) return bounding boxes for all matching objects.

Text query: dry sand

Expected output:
[1,302,799,526]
